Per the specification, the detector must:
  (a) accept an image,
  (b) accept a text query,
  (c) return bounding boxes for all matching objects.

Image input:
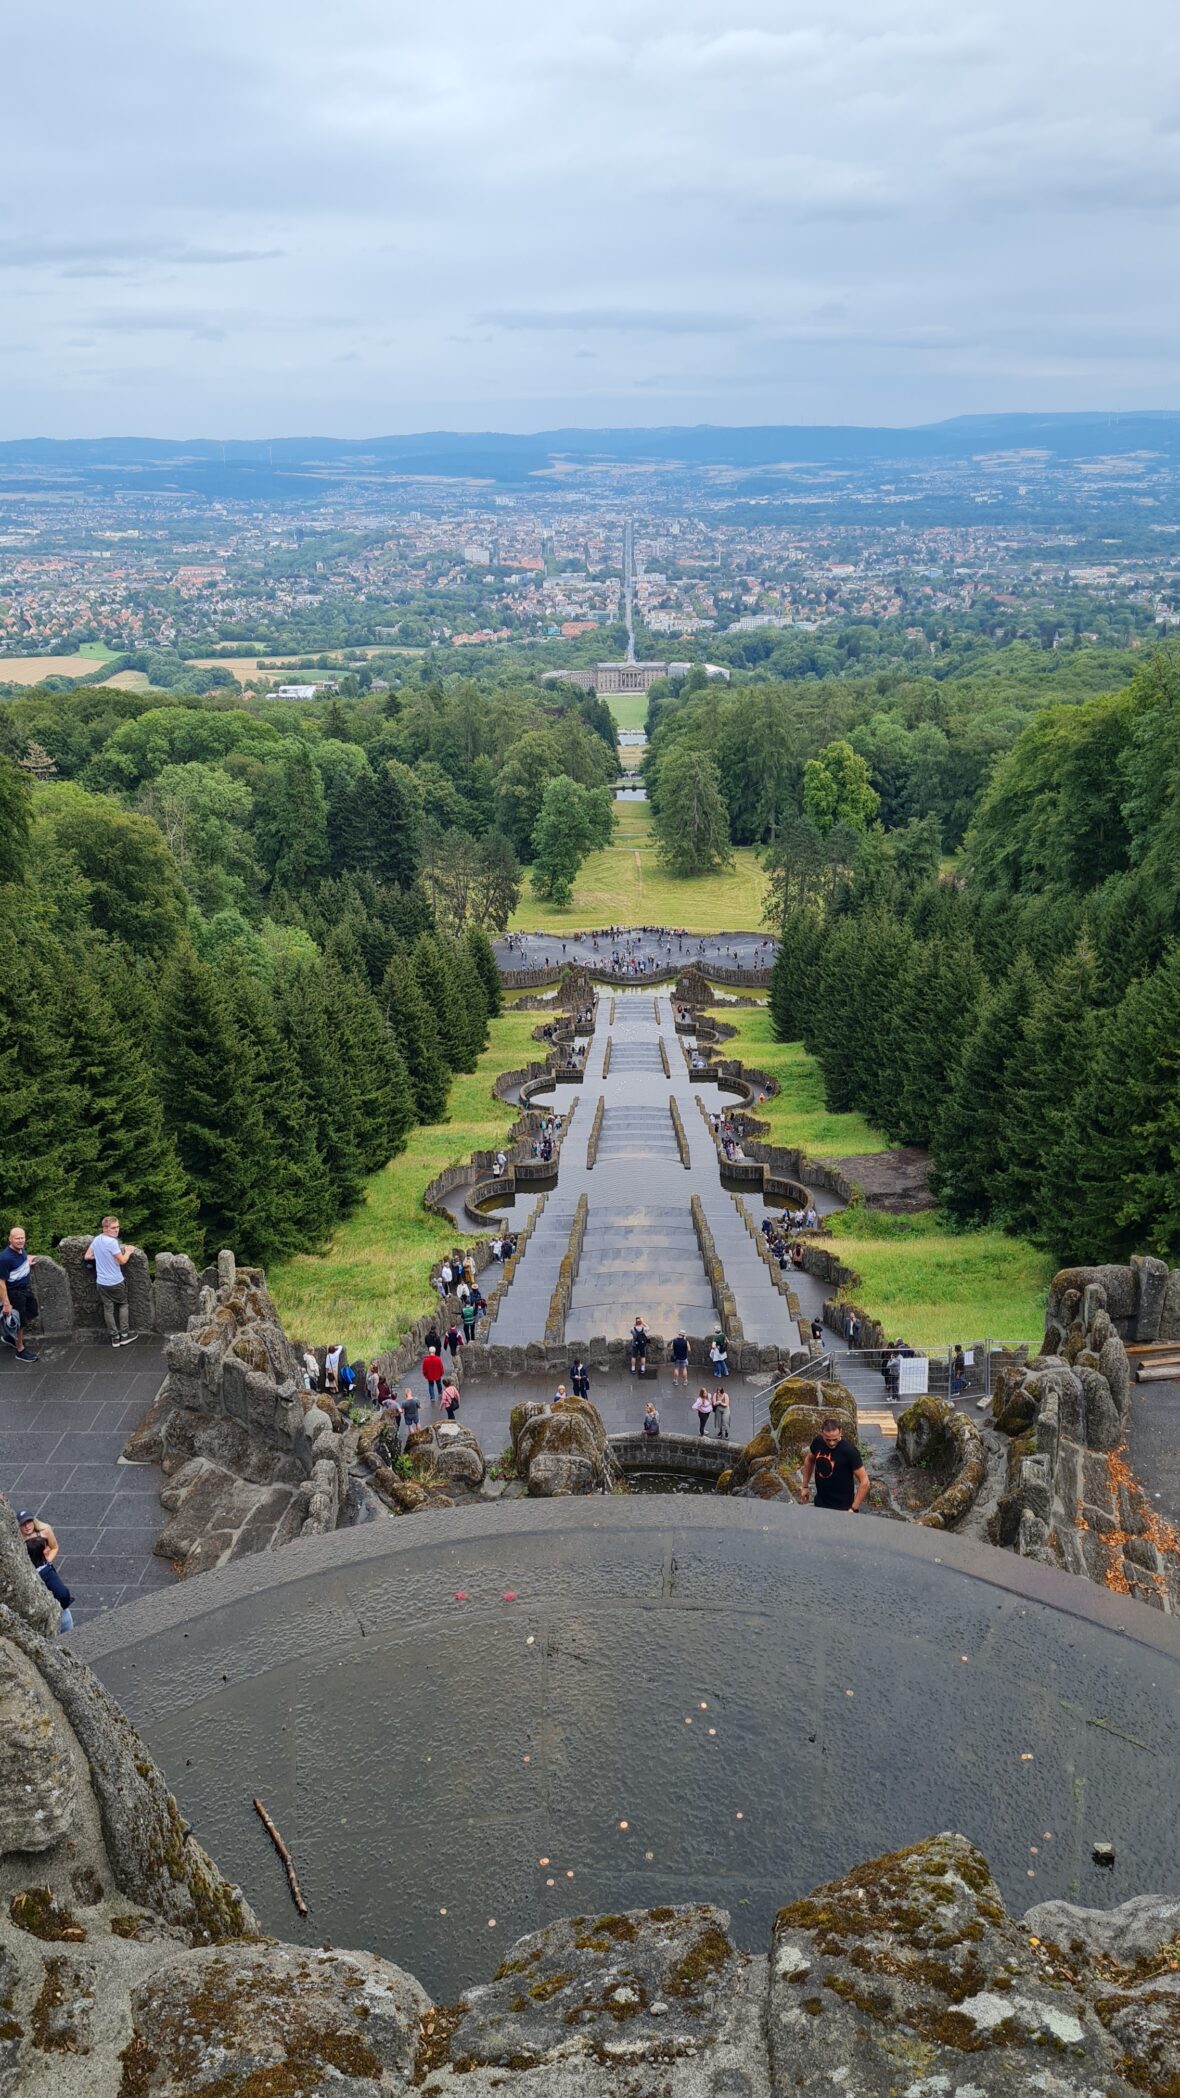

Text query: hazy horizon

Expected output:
[6,1,1177,438]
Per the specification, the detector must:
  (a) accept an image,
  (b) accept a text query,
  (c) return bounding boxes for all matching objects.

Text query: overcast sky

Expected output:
[4,0,1178,436]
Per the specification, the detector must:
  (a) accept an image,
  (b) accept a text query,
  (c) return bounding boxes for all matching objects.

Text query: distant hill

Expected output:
[3,413,1179,493]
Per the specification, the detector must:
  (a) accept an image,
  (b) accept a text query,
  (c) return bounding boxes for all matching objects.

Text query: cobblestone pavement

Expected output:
[0,1338,171,1625]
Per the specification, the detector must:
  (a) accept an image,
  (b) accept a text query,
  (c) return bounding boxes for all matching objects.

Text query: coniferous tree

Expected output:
[463,923,502,1018]
[993,942,1100,1244]
[769,906,825,1043]
[222,957,334,1254]
[370,761,424,890]
[932,952,1039,1226]
[450,938,490,1069]
[62,949,197,1249]
[412,931,465,1075]
[381,950,449,1122]
[0,758,31,885]
[323,959,416,1170]
[1065,944,1180,1263]
[156,944,272,1262]
[274,960,366,1216]
[0,938,91,1243]
[891,935,984,1147]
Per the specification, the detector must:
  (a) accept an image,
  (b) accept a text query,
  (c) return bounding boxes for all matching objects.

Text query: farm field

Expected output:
[509,798,768,933]
[0,653,115,683]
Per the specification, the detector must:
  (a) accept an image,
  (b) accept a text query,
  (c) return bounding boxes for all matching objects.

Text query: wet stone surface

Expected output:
[80,1498,1180,2006]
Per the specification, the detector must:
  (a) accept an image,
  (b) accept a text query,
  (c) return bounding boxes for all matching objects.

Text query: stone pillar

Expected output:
[152,1251,201,1335]
[1131,1255,1169,1344]
[22,1254,72,1338]
[56,1235,154,1336]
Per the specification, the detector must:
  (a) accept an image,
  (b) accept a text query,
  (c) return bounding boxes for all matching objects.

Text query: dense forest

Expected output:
[766,644,1180,1264]
[0,671,615,1264]
[642,641,1142,863]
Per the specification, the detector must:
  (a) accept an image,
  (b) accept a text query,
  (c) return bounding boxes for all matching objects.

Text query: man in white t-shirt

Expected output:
[84,1215,138,1348]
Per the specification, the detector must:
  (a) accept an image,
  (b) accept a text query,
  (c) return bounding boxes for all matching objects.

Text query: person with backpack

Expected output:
[444,1322,464,1366]
[0,1225,39,1363]
[630,1317,649,1376]
[709,1332,729,1380]
[441,1382,461,1421]
[670,1331,689,1385]
[642,1401,660,1439]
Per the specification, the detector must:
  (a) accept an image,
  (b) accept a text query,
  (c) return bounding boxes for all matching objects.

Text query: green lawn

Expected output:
[77,641,118,660]
[712,1009,890,1159]
[607,692,649,733]
[823,1208,1052,1350]
[511,800,769,932]
[268,1009,543,1355]
[712,1006,1051,1346]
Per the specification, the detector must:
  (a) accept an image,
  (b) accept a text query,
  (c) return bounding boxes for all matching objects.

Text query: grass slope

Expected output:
[511,800,768,933]
[268,1009,542,1356]
[712,1003,1052,1347]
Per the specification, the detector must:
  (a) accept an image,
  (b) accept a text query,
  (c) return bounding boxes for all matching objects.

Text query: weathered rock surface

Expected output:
[896,1394,987,1528]
[769,1832,1171,2096]
[125,1258,351,1576]
[511,1393,610,1495]
[3,1440,1178,2093]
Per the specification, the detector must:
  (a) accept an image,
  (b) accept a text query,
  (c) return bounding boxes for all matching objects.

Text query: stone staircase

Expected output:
[489,1197,581,1346]
[566,1205,716,1342]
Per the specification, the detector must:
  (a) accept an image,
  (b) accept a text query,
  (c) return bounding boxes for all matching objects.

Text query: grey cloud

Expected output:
[1,0,1178,431]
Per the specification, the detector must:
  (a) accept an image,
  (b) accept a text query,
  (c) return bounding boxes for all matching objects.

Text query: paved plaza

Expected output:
[0,1339,172,1624]
[495,929,775,975]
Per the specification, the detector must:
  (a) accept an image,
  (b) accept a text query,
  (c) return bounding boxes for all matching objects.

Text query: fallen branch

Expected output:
[253,1796,309,1916]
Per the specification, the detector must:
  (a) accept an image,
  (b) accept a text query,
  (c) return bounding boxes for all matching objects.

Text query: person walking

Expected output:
[18,1511,73,1631]
[444,1322,464,1366]
[0,1225,40,1362]
[950,1344,967,1399]
[441,1381,460,1421]
[670,1331,689,1385]
[629,1317,648,1376]
[708,1332,729,1381]
[693,1387,712,1436]
[365,1361,381,1405]
[461,1296,479,1342]
[401,1387,421,1436]
[421,1346,446,1405]
[801,1418,869,1513]
[711,1387,731,1439]
[84,1216,138,1348]
[642,1401,660,1439]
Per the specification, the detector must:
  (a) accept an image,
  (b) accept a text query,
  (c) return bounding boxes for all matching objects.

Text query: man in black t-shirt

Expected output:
[801,1418,869,1513]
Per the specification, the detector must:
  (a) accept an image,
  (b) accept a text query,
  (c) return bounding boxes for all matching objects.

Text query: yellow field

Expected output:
[183,644,424,682]
[0,653,112,683]
[99,669,152,691]
[510,800,769,932]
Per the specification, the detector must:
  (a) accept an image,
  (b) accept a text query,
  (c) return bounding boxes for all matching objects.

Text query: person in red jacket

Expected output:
[421,1347,446,1404]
